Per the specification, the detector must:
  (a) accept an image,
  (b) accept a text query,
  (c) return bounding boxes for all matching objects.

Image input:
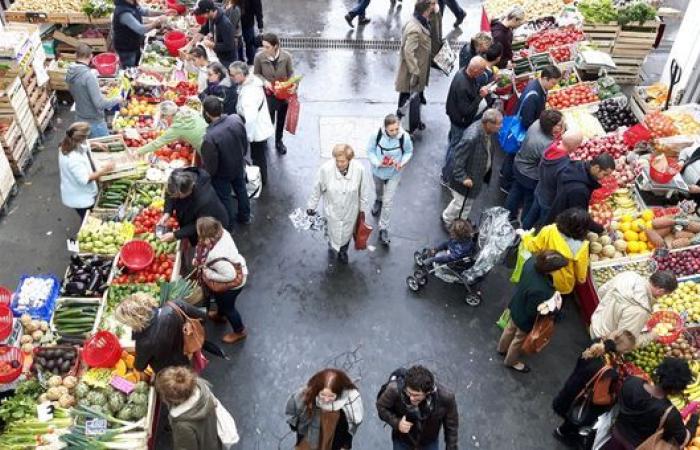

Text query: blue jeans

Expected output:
[211,175,251,227]
[505,166,536,220]
[87,121,109,138]
[439,0,465,18]
[116,49,141,68]
[349,0,371,17]
[522,195,551,230]
[242,25,257,64]
[393,439,439,450]
[442,123,466,181]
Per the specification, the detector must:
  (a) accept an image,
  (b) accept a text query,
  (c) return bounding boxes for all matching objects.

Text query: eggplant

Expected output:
[65,281,87,296]
[86,268,101,294]
[70,255,84,267]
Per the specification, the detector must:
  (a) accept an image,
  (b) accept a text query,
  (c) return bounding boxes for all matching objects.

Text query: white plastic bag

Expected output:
[245,165,262,199]
[215,398,240,449]
[592,405,618,450]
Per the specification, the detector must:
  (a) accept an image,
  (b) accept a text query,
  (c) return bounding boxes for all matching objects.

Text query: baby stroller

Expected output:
[406,207,517,307]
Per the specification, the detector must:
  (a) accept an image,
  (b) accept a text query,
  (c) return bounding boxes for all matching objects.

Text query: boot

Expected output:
[222,329,248,344]
[358,16,371,25]
[276,141,287,155]
[371,200,382,217]
[344,13,354,28]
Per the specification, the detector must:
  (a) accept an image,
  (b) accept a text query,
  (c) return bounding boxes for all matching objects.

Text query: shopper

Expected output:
[590,270,678,340]
[376,365,459,450]
[367,114,413,246]
[438,0,465,28]
[395,1,432,116]
[115,293,206,373]
[137,101,208,156]
[66,45,123,138]
[254,32,294,154]
[111,0,170,68]
[523,130,583,230]
[229,61,274,185]
[602,358,697,449]
[680,145,700,199]
[345,0,372,27]
[519,208,598,295]
[458,31,492,69]
[442,109,502,228]
[490,6,525,69]
[505,110,564,221]
[200,96,251,226]
[497,250,569,373]
[545,153,616,224]
[156,366,224,450]
[187,46,211,93]
[58,122,115,219]
[285,368,364,450]
[199,62,238,115]
[159,168,229,246]
[223,0,243,62]
[307,144,370,264]
[552,331,636,447]
[195,217,248,344]
[240,0,263,64]
[191,0,237,68]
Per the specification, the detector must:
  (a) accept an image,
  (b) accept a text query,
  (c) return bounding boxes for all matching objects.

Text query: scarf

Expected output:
[194,232,220,266]
[314,389,363,433]
[414,12,430,30]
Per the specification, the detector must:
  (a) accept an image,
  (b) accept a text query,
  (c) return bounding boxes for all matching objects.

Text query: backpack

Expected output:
[375,128,405,155]
[377,367,408,400]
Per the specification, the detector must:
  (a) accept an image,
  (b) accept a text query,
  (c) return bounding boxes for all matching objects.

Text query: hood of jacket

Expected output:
[383,126,407,141]
[558,160,600,191]
[66,62,91,85]
[543,142,568,161]
[170,379,216,421]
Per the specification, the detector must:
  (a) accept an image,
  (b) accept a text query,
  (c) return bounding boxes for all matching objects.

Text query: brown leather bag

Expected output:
[168,301,205,357]
[636,406,679,450]
[201,257,245,293]
[521,314,555,354]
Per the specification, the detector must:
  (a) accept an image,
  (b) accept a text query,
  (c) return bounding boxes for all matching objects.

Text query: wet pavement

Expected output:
[0,0,605,448]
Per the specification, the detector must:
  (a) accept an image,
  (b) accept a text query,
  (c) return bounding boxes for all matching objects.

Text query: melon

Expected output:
[587,232,599,242]
[602,245,616,258]
[590,242,603,254]
[599,235,612,246]
[614,240,627,252]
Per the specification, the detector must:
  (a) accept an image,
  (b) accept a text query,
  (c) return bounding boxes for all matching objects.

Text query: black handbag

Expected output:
[567,366,612,427]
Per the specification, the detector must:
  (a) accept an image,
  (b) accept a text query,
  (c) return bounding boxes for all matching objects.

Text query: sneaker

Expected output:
[358,16,371,25]
[371,200,382,217]
[344,13,354,28]
[276,141,287,155]
[379,229,390,245]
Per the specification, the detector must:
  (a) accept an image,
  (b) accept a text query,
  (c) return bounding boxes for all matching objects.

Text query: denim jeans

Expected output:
[373,175,401,231]
[505,166,536,221]
[349,0,371,17]
[213,288,244,333]
[393,439,439,450]
[211,175,251,227]
[438,0,465,18]
[522,195,551,230]
[88,121,110,138]
[116,49,141,68]
[242,25,257,64]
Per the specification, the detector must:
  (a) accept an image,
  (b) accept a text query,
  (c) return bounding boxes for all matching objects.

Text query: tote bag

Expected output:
[510,239,532,283]
[215,398,240,449]
[498,91,539,155]
[285,94,300,135]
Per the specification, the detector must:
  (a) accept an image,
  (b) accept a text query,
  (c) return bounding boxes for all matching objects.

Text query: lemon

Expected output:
[621,214,634,223]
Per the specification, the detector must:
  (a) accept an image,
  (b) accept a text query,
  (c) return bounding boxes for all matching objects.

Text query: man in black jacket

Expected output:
[201,96,251,227]
[377,365,459,450]
[192,0,236,68]
[241,0,263,64]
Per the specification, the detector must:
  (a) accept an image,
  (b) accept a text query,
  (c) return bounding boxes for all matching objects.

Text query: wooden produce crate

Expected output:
[53,26,111,53]
[583,22,620,53]
[37,96,56,133]
[50,297,106,340]
[0,152,16,210]
[47,59,70,91]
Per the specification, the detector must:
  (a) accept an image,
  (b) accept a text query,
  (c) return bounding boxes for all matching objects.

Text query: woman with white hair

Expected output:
[137,101,208,157]
[490,6,525,69]
[307,144,370,264]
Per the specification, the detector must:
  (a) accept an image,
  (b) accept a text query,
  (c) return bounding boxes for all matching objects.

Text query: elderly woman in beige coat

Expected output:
[307,144,370,265]
[395,0,433,118]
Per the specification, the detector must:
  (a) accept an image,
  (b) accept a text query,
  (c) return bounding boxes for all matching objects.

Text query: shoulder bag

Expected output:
[353,168,373,250]
[433,40,457,76]
[567,365,615,427]
[521,313,555,354]
[215,397,240,449]
[636,406,679,450]
[201,257,245,293]
[168,301,205,356]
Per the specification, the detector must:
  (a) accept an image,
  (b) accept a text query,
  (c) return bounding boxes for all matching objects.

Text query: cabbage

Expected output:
[133,381,149,395]
[128,392,148,406]
[130,404,147,420]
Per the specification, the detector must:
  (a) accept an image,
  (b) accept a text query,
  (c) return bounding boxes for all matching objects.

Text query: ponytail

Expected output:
[61,122,91,155]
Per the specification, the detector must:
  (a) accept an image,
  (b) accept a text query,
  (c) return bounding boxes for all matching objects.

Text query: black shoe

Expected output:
[338,249,349,264]
[420,94,427,105]
[237,216,252,225]
[371,200,382,217]
[417,122,426,131]
[358,16,371,25]
[276,141,287,155]
[379,229,390,246]
[454,12,466,27]
[344,14,354,28]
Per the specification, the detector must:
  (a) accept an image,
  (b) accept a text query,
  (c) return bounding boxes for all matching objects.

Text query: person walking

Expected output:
[367,114,413,246]
[442,109,502,228]
[345,0,372,27]
[58,122,115,219]
[490,6,525,69]
[191,0,237,68]
[240,0,263,64]
[200,96,251,226]
[137,101,208,157]
[199,63,239,115]
[307,144,370,264]
[438,0,465,28]
[458,31,492,69]
[429,1,442,63]
[195,217,249,344]
[285,368,364,450]
[497,250,569,373]
[376,365,459,450]
[111,0,170,68]
[223,0,243,62]
[395,1,432,118]
[254,33,295,155]
[229,61,274,185]
[66,44,123,138]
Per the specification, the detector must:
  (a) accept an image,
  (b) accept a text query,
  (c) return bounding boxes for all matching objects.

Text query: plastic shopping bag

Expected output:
[285,95,300,135]
[498,91,538,154]
[510,240,532,283]
[215,398,240,449]
[496,308,511,330]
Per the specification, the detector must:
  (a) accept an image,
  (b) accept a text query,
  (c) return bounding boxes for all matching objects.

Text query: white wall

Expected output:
[662,0,700,92]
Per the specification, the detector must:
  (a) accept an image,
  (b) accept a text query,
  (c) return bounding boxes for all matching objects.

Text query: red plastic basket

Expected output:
[0,286,11,304]
[82,331,122,368]
[120,240,155,271]
[647,310,684,344]
[649,160,679,184]
[0,346,24,383]
[166,0,186,14]
[0,304,13,342]
[164,31,188,57]
[92,52,119,76]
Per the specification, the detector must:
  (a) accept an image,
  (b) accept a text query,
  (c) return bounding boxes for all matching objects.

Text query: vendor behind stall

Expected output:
[190,0,237,68]
[112,0,173,68]
[136,101,208,156]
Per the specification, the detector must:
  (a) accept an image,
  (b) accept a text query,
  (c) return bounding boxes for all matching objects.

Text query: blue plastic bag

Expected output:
[498,91,539,155]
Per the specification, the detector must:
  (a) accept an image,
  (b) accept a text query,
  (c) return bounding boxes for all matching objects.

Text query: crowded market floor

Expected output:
[0,1,600,448]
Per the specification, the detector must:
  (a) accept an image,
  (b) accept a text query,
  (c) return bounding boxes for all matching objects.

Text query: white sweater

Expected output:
[203,230,248,287]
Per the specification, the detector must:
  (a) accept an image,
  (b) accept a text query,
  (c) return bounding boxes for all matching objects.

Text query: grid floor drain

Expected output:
[280,36,466,51]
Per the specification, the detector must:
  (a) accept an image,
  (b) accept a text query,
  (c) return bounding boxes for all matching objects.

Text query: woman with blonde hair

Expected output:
[115,293,205,373]
[552,330,636,446]
[307,144,370,264]
[58,122,114,219]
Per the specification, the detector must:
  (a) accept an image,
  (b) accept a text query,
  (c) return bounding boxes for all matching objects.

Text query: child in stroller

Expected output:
[418,219,475,267]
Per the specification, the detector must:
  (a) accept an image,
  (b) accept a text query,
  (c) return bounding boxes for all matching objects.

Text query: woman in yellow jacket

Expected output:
[517,208,601,294]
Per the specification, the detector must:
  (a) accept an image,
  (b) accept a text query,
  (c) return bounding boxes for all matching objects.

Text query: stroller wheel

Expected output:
[465,293,482,307]
[406,276,420,292]
[414,251,424,266]
[415,269,429,285]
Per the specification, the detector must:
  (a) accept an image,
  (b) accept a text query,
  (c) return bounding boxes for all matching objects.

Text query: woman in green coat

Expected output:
[497,250,568,373]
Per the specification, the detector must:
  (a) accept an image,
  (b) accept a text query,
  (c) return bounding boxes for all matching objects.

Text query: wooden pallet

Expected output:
[583,22,619,54]
[53,27,111,53]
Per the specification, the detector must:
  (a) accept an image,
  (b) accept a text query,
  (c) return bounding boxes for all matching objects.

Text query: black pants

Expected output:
[250,140,268,185]
[213,288,244,333]
[210,175,251,226]
[75,207,90,220]
[266,94,288,144]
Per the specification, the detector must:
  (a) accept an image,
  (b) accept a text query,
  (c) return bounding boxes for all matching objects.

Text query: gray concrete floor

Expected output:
[0,0,621,448]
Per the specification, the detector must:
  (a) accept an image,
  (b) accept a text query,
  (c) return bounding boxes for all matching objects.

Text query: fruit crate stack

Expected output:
[0,78,39,175]
[46,59,70,91]
[53,25,111,55]
[0,131,17,212]
[19,63,56,134]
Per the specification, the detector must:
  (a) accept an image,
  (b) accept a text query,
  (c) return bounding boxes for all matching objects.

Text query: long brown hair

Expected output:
[302,368,356,417]
[61,122,91,155]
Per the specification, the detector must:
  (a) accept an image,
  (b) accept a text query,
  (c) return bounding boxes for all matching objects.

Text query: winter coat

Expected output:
[590,271,654,339]
[517,79,547,130]
[366,126,413,180]
[66,62,121,123]
[522,223,589,294]
[200,114,248,180]
[170,379,223,450]
[307,159,370,251]
[534,143,570,208]
[240,0,263,29]
[509,257,556,333]
[165,167,229,245]
[59,144,98,209]
[445,68,485,129]
[199,77,238,116]
[458,41,476,69]
[202,229,248,286]
[395,15,431,94]
[491,20,513,69]
[138,108,208,155]
[376,382,458,450]
[133,300,206,373]
[547,161,601,224]
[236,74,274,143]
[285,388,364,450]
[253,49,294,83]
[224,5,242,37]
[199,7,236,64]
[449,121,498,198]
[513,120,555,181]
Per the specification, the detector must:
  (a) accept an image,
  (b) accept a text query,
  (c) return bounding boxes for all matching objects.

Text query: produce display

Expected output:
[121,129,163,148]
[62,255,113,297]
[553,67,580,89]
[484,0,564,21]
[591,259,654,286]
[596,77,623,100]
[636,83,669,110]
[609,190,642,217]
[8,0,84,14]
[571,133,630,161]
[528,53,555,71]
[562,109,606,140]
[132,206,176,234]
[113,253,176,285]
[12,276,59,321]
[77,216,135,255]
[32,346,78,376]
[654,247,700,278]
[664,111,700,136]
[626,341,665,377]
[129,184,163,209]
[654,281,700,323]
[113,99,158,130]
[549,45,572,63]
[512,58,532,77]
[18,315,51,353]
[52,300,100,340]
[594,98,638,132]
[645,215,700,250]
[644,111,678,138]
[578,0,618,23]
[547,83,599,109]
[97,179,134,209]
[136,232,177,256]
[578,0,657,25]
[151,140,195,164]
[163,81,199,105]
[528,27,585,53]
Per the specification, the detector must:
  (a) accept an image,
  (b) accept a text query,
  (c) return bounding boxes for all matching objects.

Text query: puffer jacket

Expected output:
[66,62,121,123]
[202,229,248,286]
[236,74,274,143]
[590,271,654,339]
[170,379,223,450]
[366,126,413,180]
